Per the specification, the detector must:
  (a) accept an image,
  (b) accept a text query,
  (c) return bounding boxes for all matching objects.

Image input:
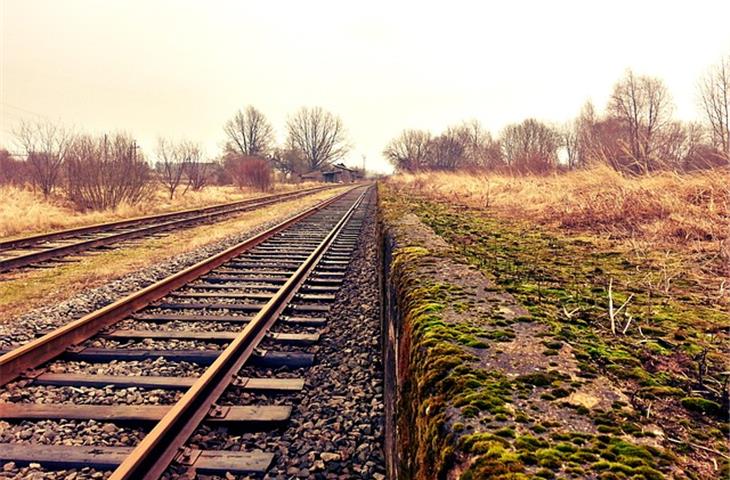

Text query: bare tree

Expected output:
[184,144,209,191]
[501,119,559,172]
[223,106,275,157]
[561,121,580,169]
[699,56,730,160]
[13,120,74,197]
[383,129,432,172]
[608,70,674,173]
[430,129,466,170]
[66,133,152,210]
[574,101,600,167]
[286,107,350,171]
[270,146,308,180]
[0,149,29,185]
[156,138,191,199]
[450,120,503,169]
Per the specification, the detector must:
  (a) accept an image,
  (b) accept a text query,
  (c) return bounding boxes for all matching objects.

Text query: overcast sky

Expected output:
[1,1,729,173]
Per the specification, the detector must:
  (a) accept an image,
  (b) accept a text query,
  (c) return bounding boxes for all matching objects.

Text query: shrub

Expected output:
[224,153,273,192]
[65,133,153,210]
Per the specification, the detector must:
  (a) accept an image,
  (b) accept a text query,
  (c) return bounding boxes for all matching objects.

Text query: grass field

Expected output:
[0,182,325,239]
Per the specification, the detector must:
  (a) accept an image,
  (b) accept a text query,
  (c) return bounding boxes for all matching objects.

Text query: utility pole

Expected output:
[361,154,366,178]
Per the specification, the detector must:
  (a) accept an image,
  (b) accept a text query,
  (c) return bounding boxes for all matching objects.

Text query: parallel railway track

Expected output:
[0,185,335,274]
[0,185,371,478]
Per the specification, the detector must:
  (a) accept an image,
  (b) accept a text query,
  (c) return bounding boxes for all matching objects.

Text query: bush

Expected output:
[224,153,273,192]
[0,149,30,185]
[65,133,153,210]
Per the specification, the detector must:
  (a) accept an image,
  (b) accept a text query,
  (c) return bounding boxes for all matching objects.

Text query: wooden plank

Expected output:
[132,313,327,326]
[269,332,320,345]
[297,293,336,301]
[61,348,315,368]
[213,268,296,275]
[200,275,342,286]
[201,275,288,283]
[171,291,333,302]
[313,271,345,277]
[244,254,309,260]
[316,265,348,271]
[105,330,238,341]
[227,261,302,268]
[0,403,291,425]
[152,301,330,313]
[132,313,254,323]
[248,350,315,368]
[105,330,320,344]
[171,292,273,300]
[188,283,281,291]
[281,316,328,326]
[33,373,304,392]
[0,444,274,474]
[288,304,331,313]
[238,377,305,391]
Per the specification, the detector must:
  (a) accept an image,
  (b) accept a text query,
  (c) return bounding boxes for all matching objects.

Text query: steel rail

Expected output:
[0,185,332,251]
[0,186,338,273]
[109,188,367,479]
[0,186,358,386]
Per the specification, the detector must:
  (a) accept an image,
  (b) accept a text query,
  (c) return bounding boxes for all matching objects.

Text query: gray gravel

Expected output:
[0,385,181,405]
[44,357,205,377]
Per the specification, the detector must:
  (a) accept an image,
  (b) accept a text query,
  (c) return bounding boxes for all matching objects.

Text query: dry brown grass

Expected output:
[0,186,349,322]
[391,166,729,243]
[0,182,325,239]
[388,166,730,280]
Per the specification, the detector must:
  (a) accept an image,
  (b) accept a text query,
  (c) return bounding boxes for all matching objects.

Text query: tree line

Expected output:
[384,56,730,174]
[0,106,351,210]
[221,105,350,191]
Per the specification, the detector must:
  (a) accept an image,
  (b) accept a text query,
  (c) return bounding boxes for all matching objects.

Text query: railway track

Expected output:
[0,185,371,478]
[0,185,335,274]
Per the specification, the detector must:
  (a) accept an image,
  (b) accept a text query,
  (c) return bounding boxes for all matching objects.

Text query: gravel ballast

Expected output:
[0,188,386,479]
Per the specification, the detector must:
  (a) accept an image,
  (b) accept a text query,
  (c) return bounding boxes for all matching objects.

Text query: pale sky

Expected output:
[1,1,729,173]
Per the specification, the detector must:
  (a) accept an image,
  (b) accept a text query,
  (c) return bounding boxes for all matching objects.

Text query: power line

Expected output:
[0,102,49,119]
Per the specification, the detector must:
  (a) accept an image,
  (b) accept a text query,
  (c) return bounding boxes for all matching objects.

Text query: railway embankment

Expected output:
[379,183,728,480]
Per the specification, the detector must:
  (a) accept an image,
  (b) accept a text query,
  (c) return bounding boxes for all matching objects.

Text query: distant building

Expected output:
[301,163,363,183]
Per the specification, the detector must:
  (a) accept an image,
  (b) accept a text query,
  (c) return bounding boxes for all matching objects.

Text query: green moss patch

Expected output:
[379,182,729,479]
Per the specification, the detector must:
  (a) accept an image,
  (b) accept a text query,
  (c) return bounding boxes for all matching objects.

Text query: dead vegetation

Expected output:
[389,166,729,282]
[0,182,324,239]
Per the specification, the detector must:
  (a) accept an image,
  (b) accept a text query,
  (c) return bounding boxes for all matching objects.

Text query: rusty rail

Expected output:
[109,189,367,479]
[0,186,357,386]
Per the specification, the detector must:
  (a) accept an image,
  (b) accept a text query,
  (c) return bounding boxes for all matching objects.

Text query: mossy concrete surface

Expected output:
[378,183,728,480]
